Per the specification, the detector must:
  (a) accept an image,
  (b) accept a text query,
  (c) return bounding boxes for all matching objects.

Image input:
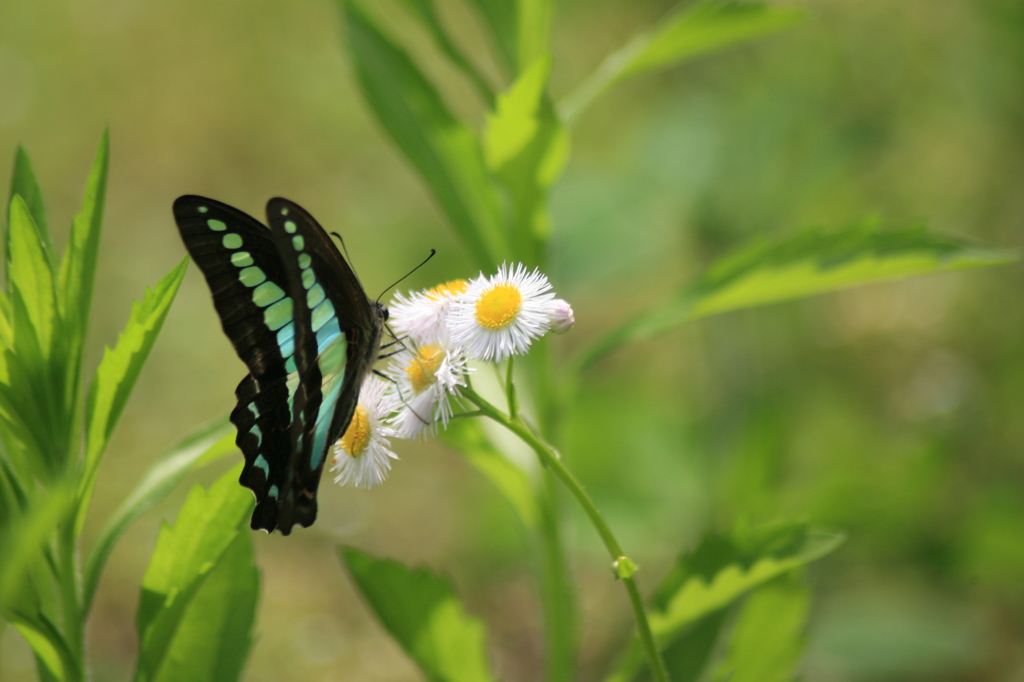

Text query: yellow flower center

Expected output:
[340,405,370,458]
[405,344,445,394]
[426,279,469,300]
[474,284,522,330]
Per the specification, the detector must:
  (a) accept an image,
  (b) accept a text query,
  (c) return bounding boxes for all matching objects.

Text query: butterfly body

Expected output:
[173,196,386,534]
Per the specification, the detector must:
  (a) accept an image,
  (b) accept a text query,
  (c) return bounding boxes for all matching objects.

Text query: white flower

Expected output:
[447,263,557,362]
[330,375,400,488]
[388,341,471,439]
[389,280,470,345]
[548,299,575,334]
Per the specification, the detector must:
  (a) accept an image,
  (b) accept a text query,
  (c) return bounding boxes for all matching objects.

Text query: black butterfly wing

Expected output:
[174,196,305,533]
[263,199,386,530]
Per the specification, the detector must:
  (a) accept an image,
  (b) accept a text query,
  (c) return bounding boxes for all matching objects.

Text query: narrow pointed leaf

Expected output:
[151,533,259,682]
[0,453,29,519]
[714,576,809,682]
[8,195,57,357]
[0,458,14,522]
[57,129,109,401]
[134,465,253,682]
[0,478,77,614]
[8,612,79,682]
[649,524,839,635]
[0,370,49,481]
[78,257,189,533]
[341,0,506,268]
[466,0,551,74]
[618,609,728,682]
[82,420,235,611]
[561,1,804,121]
[622,1,805,79]
[657,610,728,682]
[465,0,516,73]
[686,226,1016,320]
[610,523,842,682]
[394,0,495,104]
[5,196,64,471]
[484,56,554,171]
[7,145,52,278]
[580,225,1017,369]
[483,55,568,256]
[0,292,12,346]
[341,547,496,682]
[516,0,553,75]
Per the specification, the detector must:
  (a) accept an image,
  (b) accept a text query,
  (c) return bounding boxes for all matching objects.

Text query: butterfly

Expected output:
[173,196,387,534]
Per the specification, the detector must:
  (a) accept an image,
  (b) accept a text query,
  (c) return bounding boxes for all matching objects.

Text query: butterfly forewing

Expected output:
[174,197,297,525]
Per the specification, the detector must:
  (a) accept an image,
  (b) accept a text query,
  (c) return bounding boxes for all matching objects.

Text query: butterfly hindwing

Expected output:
[262,199,387,525]
[174,195,386,535]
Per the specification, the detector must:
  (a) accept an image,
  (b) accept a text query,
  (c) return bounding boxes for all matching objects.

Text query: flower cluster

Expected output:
[330,263,573,488]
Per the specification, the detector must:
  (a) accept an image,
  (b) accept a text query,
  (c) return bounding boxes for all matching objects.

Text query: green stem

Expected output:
[57,518,84,681]
[451,409,487,421]
[462,387,668,682]
[537,474,576,681]
[506,358,519,418]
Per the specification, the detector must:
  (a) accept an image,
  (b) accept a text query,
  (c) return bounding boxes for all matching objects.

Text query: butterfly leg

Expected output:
[373,369,432,427]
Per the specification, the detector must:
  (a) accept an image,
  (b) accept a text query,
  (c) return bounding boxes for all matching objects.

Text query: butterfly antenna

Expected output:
[376,249,436,303]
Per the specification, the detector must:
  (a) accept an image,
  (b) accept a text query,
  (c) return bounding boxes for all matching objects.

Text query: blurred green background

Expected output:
[2,0,1023,680]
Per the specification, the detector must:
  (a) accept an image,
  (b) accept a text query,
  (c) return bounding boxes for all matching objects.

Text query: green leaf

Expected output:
[394,0,495,104]
[0,291,12,346]
[610,523,842,682]
[625,609,728,682]
[341,547,496,682]
[622,1,805,79]
[0,477,77,614]
[77,257,188,534]
[650,523,839,633]
[686,225,1016,319]
[5,195,63,472]
[659,610,728,682]
[152,533,259,682]
[464,0,515,73]
[484,56,554,171]
[714,576,809,682]
[1,135,107,476]
[516,0,553,76]
[579,224,1018,369]
[561,1,804,121]
[6,145,52,278]
[8,611,80,682]
[0,457,14,520]
[465,0,551,74]
[0,457,29,528]
[443,420,539,529]
[56,129,109,414]
[0,361,51,482]
[8,195,57,359]
[82,420,235,612]
[341,0,506,269]
[134,465,253,682]
[483,55,568,259]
